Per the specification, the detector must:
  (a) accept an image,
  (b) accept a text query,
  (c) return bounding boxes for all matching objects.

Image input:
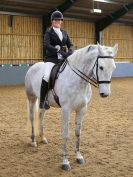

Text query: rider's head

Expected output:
[51,10,64,28]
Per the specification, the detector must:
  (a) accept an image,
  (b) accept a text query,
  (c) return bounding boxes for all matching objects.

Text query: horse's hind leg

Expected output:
[28,96,37,147]
[39,109,48,144]
[75,107,87,164]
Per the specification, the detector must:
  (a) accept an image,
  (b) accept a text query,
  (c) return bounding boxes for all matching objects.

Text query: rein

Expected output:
[51,55,114,107]
[67,55,114,88]
[67,61,98,87]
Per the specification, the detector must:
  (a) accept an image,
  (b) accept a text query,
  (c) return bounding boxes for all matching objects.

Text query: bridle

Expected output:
[93,55,114,85]
[51,55,114,107]
[67,55,114,88]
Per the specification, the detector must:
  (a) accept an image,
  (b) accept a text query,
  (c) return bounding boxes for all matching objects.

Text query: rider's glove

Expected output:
[55,45,61,52]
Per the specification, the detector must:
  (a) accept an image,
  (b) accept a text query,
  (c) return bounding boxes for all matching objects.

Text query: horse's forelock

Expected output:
[97,45,115,57]
[103,46,114,56]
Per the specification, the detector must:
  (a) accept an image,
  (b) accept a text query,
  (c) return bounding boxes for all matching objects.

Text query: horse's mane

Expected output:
[67,43,116,68]
[67,44,98,67]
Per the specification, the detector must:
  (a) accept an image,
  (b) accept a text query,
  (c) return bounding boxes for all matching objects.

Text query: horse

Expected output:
[25,43,118,170]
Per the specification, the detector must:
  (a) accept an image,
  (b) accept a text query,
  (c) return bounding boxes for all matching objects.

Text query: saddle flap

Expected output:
[48,61,64,90]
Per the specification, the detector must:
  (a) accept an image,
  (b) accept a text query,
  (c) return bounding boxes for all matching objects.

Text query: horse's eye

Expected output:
[99,66,104,70]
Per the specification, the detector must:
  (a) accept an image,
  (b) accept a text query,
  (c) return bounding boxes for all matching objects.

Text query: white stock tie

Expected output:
[53,27,63,41]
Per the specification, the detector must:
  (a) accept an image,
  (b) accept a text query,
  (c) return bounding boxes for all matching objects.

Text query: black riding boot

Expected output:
[39,79,50,109]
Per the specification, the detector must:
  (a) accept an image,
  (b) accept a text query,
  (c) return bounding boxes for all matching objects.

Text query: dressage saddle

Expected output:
[48,59,67,106]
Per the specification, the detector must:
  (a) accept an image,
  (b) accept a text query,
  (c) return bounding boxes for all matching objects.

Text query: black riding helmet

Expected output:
[51,10,64,21]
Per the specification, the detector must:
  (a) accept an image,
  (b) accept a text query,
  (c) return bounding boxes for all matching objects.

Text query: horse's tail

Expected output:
[26,97,39,136]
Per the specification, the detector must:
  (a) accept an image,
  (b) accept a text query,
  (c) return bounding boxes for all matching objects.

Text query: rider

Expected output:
[40,10,74,109]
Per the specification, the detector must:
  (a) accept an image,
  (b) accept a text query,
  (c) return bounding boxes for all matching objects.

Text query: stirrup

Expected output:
[39,101,50,110]
[44,101,50,110]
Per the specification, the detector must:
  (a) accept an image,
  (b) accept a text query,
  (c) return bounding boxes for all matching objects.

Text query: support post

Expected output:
[42,15,50,59]
[95,25,102,44]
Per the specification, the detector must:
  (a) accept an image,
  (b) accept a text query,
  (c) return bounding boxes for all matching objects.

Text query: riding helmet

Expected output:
[51,10,64,21]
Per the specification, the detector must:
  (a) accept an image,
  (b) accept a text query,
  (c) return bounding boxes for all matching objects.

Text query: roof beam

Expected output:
[48,0,78,15]
[65,11,105,19]
[0,4,44,15]
[1,0,56,7]
[117,18,133,25]
[95,3,133,31]
[55,0,78,13]
[93,0,123,5]
[0,11,41,16]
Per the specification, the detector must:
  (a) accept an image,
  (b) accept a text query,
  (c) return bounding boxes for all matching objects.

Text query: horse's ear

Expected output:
[114,43,118,56]
[98,43,104,55]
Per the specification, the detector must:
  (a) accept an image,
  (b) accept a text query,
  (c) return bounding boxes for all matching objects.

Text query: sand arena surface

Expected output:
[0,78,133,177]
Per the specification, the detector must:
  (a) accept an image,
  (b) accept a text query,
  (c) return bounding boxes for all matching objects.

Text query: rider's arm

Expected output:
[44,30,58,55]
[66,33,74,56]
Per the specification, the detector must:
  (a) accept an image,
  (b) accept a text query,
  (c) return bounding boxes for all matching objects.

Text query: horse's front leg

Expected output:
[75,106,87,164]
[61,108,71,171]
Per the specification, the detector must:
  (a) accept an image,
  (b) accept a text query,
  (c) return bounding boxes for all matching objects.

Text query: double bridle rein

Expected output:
[67,55,114,88]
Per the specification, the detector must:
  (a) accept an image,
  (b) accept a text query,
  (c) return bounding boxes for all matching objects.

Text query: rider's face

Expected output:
[52,19,63,28]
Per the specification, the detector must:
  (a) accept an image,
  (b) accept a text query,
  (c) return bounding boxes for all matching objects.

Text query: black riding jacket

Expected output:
[44,27,74,64]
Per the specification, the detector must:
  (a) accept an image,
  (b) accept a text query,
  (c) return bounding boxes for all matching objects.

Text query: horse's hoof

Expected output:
[31,142,37,147]
[76,158,85,164]
[61,164,71,171]
[42,138,48,144]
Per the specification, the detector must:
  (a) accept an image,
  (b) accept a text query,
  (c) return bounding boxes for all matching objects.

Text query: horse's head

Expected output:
[93,44,118,97]
[67,43,118,97]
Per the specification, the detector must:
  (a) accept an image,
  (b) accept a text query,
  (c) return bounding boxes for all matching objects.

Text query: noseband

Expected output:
[93,55,114,85]
[67,55,114,88]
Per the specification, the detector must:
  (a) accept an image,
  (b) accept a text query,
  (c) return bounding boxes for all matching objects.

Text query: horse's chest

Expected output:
[67,88,91,108]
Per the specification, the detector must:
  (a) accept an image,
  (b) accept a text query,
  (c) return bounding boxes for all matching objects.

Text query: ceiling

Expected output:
[0,0,133,25]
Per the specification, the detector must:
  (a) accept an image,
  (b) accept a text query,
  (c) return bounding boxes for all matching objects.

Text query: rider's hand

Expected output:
[58,50,68,58]
[55,45,61,52]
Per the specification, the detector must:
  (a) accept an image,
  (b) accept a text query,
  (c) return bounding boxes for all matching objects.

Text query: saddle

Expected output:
[48,59,68,106]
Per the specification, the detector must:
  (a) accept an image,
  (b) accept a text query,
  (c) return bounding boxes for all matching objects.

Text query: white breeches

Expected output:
[42,62,55,82]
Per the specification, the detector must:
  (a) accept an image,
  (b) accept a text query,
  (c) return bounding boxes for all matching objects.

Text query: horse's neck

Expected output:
[67,46,98,76]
